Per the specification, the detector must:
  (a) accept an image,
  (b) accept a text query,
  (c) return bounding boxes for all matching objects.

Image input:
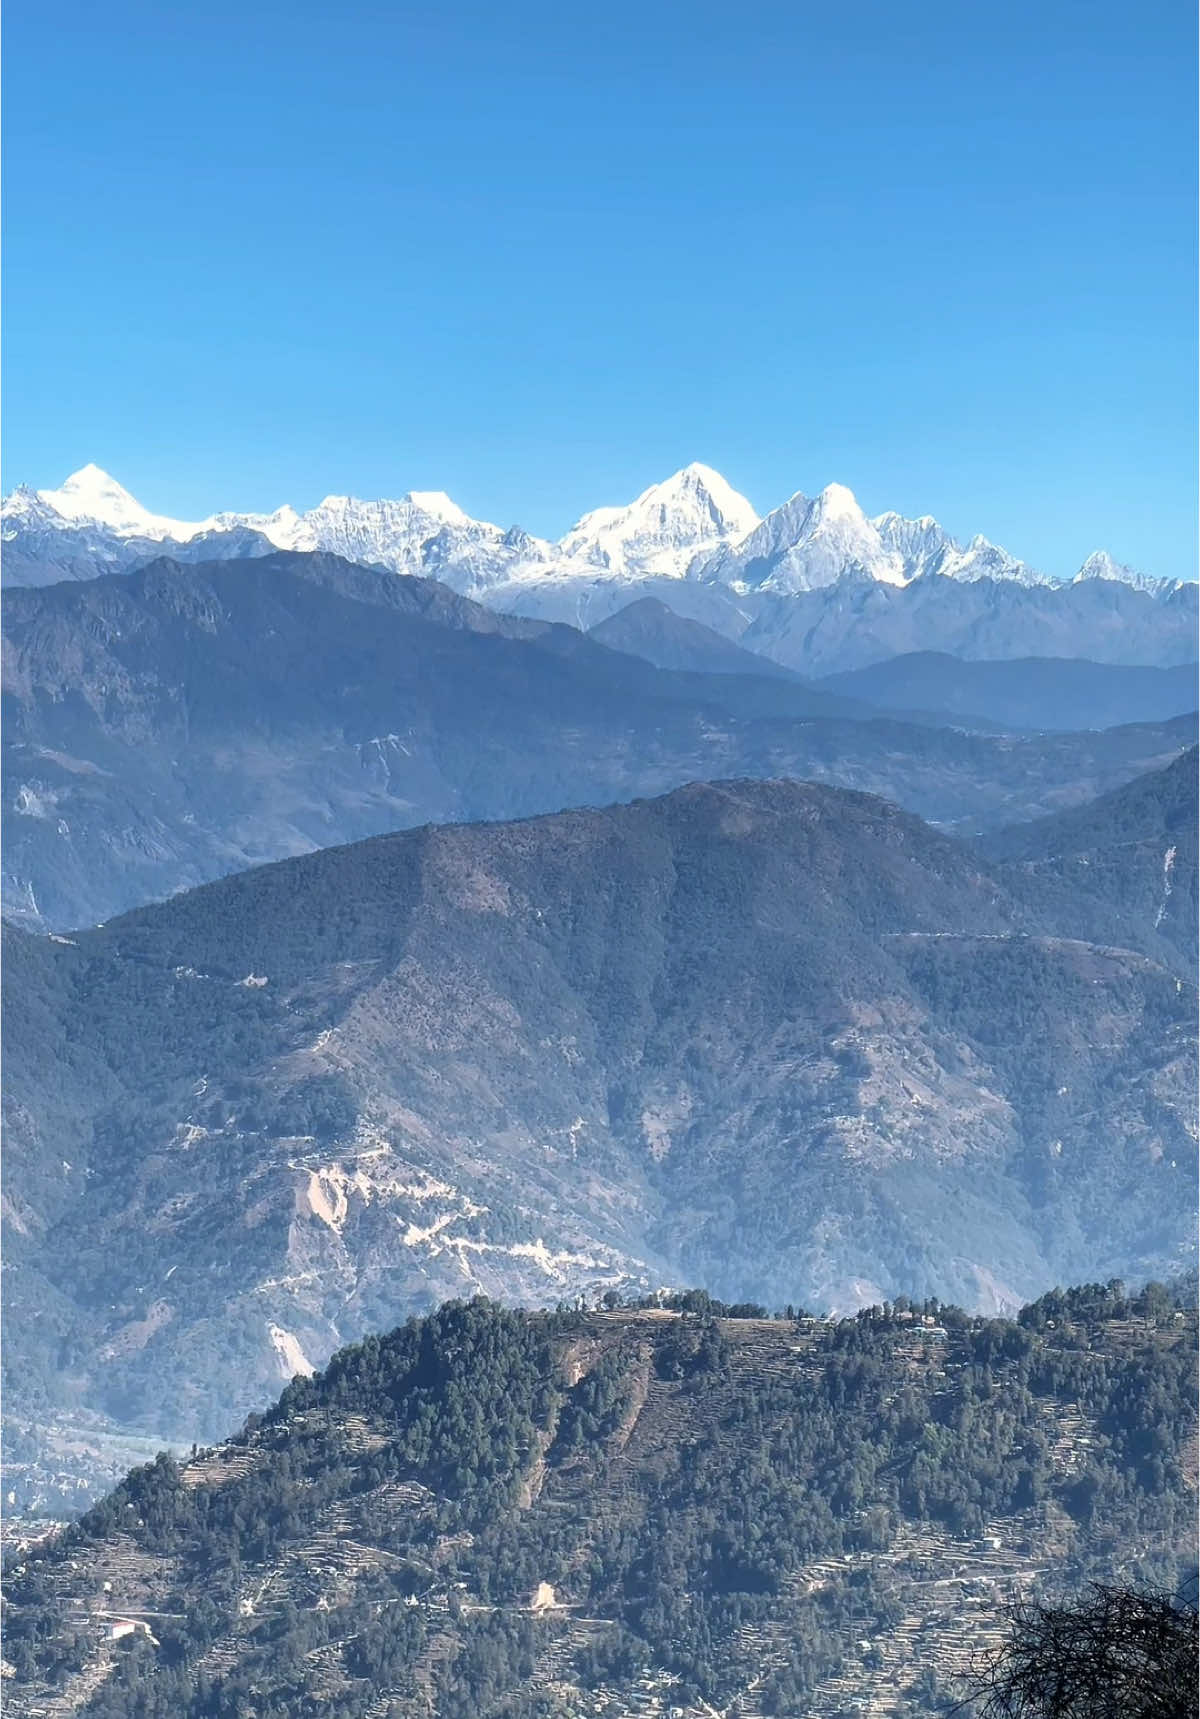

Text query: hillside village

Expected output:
[4,1293,1193,1718]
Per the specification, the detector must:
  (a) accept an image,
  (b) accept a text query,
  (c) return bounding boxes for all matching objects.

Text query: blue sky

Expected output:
[4,0,1196,576]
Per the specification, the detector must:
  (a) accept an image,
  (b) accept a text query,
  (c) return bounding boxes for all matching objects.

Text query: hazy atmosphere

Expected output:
[2,4,1196,1718]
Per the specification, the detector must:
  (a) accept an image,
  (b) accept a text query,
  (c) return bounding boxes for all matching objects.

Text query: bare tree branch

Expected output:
[955,1584,1198,1719]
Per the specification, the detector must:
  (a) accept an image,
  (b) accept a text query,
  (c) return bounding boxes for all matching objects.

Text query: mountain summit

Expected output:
[4,462,1192,671]
[3,461,1170,596]
[36,463,201,540]
[559,461,760,577]
[703,482,908,592]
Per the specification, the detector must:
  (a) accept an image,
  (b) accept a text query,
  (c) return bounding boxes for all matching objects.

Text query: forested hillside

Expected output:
[983,747,1198,973]
[5,776,1196,1511]
[817,653,1198,733]
[3,1287,1195,1719]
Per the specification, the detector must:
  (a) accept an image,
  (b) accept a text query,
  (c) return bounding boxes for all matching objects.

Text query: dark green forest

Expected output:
[4,1283,1195,1718]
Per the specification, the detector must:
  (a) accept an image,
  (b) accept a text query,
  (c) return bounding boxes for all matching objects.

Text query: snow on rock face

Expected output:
[204,491,497,571]
[701,485,1060,594]
[1076,550,1135,584]
[291,493,493,573]
[940,534,1048,587]
[15,470,496,572]
[870,511,951,575]
[866,513,1045,585]
[559,462,760,579]
[1072,550,1180,595]
[405,490,472,526]
[204,503,311,551]
[2,486,62,528]
[701,483,905,593]
[3,462,1174,603]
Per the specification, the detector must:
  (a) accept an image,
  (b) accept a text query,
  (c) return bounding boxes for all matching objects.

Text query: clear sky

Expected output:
[4,0,1196,577]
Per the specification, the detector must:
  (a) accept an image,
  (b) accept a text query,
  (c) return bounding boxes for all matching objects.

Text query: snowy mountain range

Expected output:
[3,461,1194,673]
[4,459,1178,592]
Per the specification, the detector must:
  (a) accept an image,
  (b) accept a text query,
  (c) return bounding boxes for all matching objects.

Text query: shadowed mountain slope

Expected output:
[3,552,1194,930]
[587,596,801,678]
[979,748,1198,973]
[818,651,1199,732]
[4,778,1194,1505]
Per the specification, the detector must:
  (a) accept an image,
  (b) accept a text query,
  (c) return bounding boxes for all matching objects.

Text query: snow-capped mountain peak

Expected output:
[870,510,951,573]
[808,481,863,522]
[2,462,1180,617]
[1072,549,1177,596]
[36,464,201,541]
[16,469,484,561]
[1075,550,1136,584]
[277,490,504,577]
[868,511,1050,587]
[403,490,472,527]
[745,488,814,541]
[942,534,1046,587]
[202,503,310,550]
[700,481,907,593]
[306,490,473,529]
[669,461,760,527]
[1,484,52,523]
[794,483,906,588]
[559,463,760,579]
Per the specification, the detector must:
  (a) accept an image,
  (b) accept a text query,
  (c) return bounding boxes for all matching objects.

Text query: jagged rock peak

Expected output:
[558,462,761,578]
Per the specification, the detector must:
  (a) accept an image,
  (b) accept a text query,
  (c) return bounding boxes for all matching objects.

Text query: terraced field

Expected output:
[4,1296,1195,1717]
